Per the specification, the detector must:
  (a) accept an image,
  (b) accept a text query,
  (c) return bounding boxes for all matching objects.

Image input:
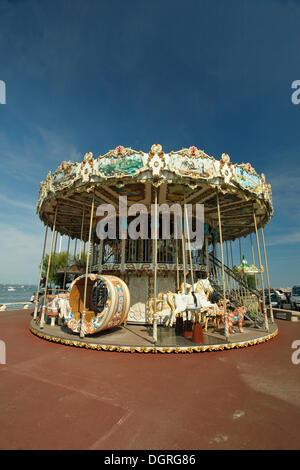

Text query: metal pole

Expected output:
[205,236,209,273]
[80,189,95,338]
[184,202,194,288]
[223,241,228,294]
[175,233,180,291]
[253,207,269,331]
[40,206,58,328]
[98,239,104,273]
[226,241,232,295]
[63,235,71,290]
[121,238,126,273]
[33,224,48,320]
[230,240,241,304]
[216,191,229,340]
[153,188,158,343]
[182,223,187,294]
[80,191,95,338]
[238,237,246,298]
[261,224,274,323]
[250,233,258,290]
[79,205,85,260]
[53,231,58,256]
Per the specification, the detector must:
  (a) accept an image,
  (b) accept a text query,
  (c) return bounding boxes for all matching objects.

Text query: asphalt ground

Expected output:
[0,309,299,450]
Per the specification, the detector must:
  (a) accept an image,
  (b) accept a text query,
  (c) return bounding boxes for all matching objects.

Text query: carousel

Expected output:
[30,144,278,353]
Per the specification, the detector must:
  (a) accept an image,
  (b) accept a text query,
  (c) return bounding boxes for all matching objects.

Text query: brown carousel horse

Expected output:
[225,305,246,334]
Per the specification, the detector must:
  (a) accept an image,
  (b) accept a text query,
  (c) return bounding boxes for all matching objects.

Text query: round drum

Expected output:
[65,274,130,335]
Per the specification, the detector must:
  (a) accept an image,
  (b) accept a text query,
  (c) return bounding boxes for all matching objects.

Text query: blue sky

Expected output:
[0,0,300,286]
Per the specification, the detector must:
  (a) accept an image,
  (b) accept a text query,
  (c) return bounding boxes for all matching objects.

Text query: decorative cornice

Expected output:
[36,144,273,222]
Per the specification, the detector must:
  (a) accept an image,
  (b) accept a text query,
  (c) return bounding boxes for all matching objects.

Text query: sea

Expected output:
[0,284,36,310]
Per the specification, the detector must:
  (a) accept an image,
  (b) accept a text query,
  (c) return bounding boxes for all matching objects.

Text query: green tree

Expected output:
[246,274,257,291]
[41,251,72,288]
[74,252,87,268]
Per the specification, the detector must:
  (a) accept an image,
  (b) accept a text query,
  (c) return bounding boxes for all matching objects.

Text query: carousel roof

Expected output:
[37,144,273,242]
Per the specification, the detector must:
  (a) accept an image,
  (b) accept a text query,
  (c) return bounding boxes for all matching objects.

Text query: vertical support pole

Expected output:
[121,238,126,273]
[80,191,95,339]
[33,224,48,320]
[213,236,218,280]
[216,191,229,340]
[153,188,158,343]
[238,237,246,298]
[63,235,71,290]
[223,241,228,293]
[261,224,274,323]
[184,201,194,288]
[72,238,77,285]
[40,206,58,328]
[238,237,242,263]
[79,205,85,260]
[205,236,209,273]
[185,202,196,329]
[182,225,187,294]
[226,241,232,295]
[51,229,59,295]
[250,233,258,290]
[175,219,180,291]
[176,240,180,291]
[53,231,58,258]
[73,238,77,260]
[230,240,239,304]
[253,207,269,331]
[98,239,103,273]
[230,240,240,304]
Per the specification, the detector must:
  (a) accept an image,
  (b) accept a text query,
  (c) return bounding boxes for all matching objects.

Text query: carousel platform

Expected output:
[29,318,278,353]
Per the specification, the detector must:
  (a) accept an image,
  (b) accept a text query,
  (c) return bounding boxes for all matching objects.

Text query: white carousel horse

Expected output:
[37,292,71,326]
[56,293,71,323]
[165,280,217,327]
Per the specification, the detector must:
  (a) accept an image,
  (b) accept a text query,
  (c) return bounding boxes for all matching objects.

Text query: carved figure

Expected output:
[225,305,246,334]
[164,280,218,327]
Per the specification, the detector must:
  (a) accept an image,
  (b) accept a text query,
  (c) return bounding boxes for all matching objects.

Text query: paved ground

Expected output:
[0,309,299,450]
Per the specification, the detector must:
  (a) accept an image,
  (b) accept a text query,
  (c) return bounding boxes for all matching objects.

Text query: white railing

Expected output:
[0,302,33,311]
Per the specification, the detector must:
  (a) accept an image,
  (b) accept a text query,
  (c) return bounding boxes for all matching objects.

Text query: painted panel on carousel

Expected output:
[168,146,218,179]
[97,146,144,178]
[169,156,217,179]
[234,164,260,192]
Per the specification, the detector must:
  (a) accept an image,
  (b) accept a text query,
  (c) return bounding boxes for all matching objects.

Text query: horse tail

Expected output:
[166,292,176,312]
